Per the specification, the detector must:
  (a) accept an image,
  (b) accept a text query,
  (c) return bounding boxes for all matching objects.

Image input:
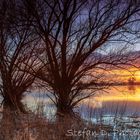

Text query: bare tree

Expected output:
[23,0,140,117]
[0,0,41,113]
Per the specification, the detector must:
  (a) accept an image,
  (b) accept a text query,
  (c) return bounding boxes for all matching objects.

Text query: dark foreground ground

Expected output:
[1,109,140,140]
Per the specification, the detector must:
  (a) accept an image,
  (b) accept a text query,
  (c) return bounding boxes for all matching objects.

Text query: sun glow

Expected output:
[135,71,140,81]
[82,85,140,109]
[95,86,140,102]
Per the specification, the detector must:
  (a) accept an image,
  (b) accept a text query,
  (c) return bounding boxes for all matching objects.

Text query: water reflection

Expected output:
[81,86,140,116]
[22,85,140,117]
[80,85,140,140]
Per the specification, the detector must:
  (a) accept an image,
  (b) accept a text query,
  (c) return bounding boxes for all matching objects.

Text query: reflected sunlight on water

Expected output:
[79,85,140,118]
[84,85,140,107]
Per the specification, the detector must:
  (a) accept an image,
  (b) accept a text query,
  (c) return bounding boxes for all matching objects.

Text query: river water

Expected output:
[23,85,140,118]
[23,85,140,139]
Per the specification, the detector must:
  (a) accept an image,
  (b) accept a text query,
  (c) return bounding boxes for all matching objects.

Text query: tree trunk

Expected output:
[56,104,74,116]
[55,99,84,140]
[56,97,75,121]
[2,95,27,114]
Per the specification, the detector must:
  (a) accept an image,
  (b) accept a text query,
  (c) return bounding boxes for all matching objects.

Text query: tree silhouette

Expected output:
[0,0,41,113]
[20,0,140,117]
